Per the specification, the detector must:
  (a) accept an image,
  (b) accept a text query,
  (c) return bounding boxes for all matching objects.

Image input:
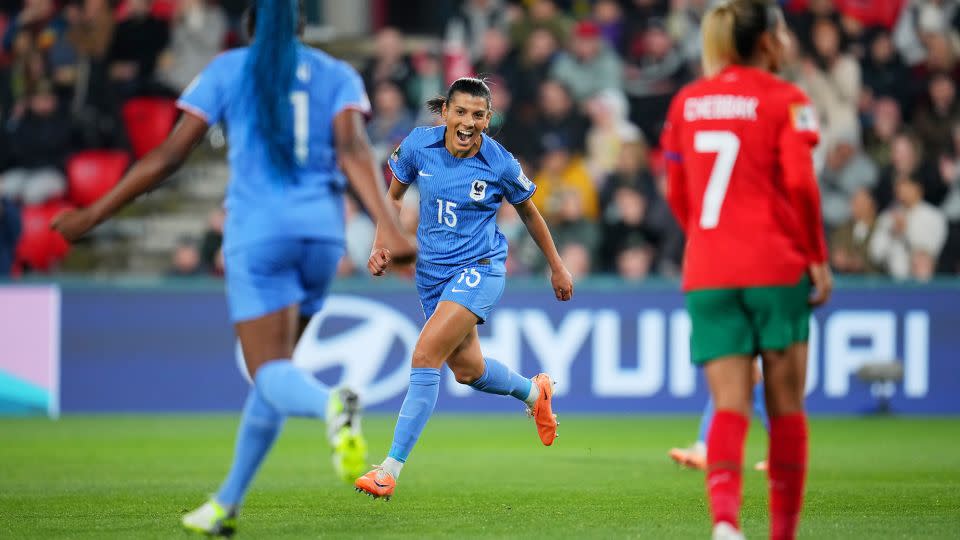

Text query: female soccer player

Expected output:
[51,0,414,535]
[353,77,574,500]
[660,1,833,539]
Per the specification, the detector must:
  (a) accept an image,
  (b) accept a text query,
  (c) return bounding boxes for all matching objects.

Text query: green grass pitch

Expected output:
[0,415,958,538]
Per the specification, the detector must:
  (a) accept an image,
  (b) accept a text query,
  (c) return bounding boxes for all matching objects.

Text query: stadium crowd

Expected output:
[0,0,958,282]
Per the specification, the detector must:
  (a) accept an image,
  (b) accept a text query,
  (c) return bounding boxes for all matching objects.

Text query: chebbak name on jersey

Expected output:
[683,95,759,122]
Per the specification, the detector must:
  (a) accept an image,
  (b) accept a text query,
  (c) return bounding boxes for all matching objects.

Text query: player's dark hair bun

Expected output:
[426,77,493,115]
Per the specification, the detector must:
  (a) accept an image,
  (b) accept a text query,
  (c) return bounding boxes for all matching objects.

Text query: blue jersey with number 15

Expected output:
[177,45,371,251]
[388,126,536,281]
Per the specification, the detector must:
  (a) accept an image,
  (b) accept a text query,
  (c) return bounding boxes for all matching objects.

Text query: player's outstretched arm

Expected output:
[51,112,209,241]
[514,198,573,301]
[368,178,410,277]
[334,109,415,266]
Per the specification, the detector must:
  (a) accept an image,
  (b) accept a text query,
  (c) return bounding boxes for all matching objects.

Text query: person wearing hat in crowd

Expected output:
[550,19,623,103]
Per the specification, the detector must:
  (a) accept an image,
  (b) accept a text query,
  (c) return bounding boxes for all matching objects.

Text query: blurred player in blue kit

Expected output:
[51,0,415,535]
[354,77,574,500]
[670,361,769,471]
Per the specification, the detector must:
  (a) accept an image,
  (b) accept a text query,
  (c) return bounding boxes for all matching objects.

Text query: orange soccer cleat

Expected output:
[354,467,396,500]
[669,446,707,470]
[528,374,558,446]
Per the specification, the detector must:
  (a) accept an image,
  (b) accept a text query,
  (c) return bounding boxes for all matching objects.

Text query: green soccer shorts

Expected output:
[685,276,812,365]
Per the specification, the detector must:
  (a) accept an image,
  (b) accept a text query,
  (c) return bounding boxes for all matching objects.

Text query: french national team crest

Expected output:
[470,180,487,201]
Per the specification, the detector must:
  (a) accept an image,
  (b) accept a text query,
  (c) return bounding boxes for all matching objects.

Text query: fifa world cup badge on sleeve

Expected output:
[790,104,818,133]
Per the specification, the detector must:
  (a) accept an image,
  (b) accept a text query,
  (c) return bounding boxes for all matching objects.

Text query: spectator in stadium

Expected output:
[198,207,224,275]
[63,0,124,149]
[893,0,959,66]
[472,27,518,84]
[1,0,64,54]
[666,0,711,68]
[537,79,588,153]
[531,133,598,222]
[591,0,626,52]
[936,123,960,273]
[874,131,945,210]
[870,176,948,280]
[367,80,415,164]
[361,27,413,105]
[600,139,656,208]
[0,192,20,276]
[550,188,600,258]
[486,75,538,162]
[830,187,880,274]
[584,88,642,181]
[860,28,911,116]
[549,20,623,103]
[559,240,592,279]
[799,17,861,148]
[510,27,559,111]
[616,240,654,281]
[46,4,81,105]
[1,80,71,205]
[599,185,655,273]
[909,33,960,106]
[940,123,960,223]
[8,43,47,109]
[407,49,445,125]
[509,0,574,50]
[444,0,509,64]
[108,0,170,99]
[863,97,903,169]
[912,72,959,159]
[624,0,671,38]
[157,0,228,94]
[785,0,843,56]
[168,236,203,277]
[622,17,691,142]
[819,130,878,230]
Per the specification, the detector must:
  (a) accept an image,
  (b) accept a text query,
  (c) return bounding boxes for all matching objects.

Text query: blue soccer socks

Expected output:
[215,387,284,507]
[386,368,441,463]
[255,360,330,418]
[469,357,535,404]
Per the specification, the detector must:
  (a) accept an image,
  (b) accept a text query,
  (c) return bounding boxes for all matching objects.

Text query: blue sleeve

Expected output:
[388,132,419,184]
[177,56,227,125]
[330,62,371,118]
[500,154,536,205]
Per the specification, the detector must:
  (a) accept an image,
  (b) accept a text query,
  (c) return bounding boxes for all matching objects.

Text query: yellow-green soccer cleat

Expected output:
[326,387,367,483]
[181,500,237,537]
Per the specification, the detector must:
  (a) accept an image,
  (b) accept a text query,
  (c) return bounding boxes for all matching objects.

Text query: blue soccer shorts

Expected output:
[224,238,344,322]
[416,264,506,323]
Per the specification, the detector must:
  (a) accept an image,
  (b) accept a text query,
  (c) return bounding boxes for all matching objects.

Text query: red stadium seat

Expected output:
[67,150,131,207]
[15,201,74,272]
[122,97,179,159]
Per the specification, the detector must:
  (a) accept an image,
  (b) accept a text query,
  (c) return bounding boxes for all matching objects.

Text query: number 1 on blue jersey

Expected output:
[290,91,309,164]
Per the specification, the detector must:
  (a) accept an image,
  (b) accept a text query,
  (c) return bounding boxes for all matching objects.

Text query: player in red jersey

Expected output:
[660,1,832,539]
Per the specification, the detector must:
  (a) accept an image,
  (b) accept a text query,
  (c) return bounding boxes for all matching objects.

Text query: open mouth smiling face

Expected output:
[444,93,491,155]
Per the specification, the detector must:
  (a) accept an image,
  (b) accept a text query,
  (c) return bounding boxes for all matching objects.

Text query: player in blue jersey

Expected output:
[353,78,574,500]
[670,361,769,471]
[51,0,414,535]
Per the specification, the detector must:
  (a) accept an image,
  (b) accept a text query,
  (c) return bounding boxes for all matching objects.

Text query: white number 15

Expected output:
[694,131,740,229]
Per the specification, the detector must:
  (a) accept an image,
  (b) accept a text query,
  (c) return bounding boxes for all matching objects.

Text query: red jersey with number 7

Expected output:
[660,64,827,291]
